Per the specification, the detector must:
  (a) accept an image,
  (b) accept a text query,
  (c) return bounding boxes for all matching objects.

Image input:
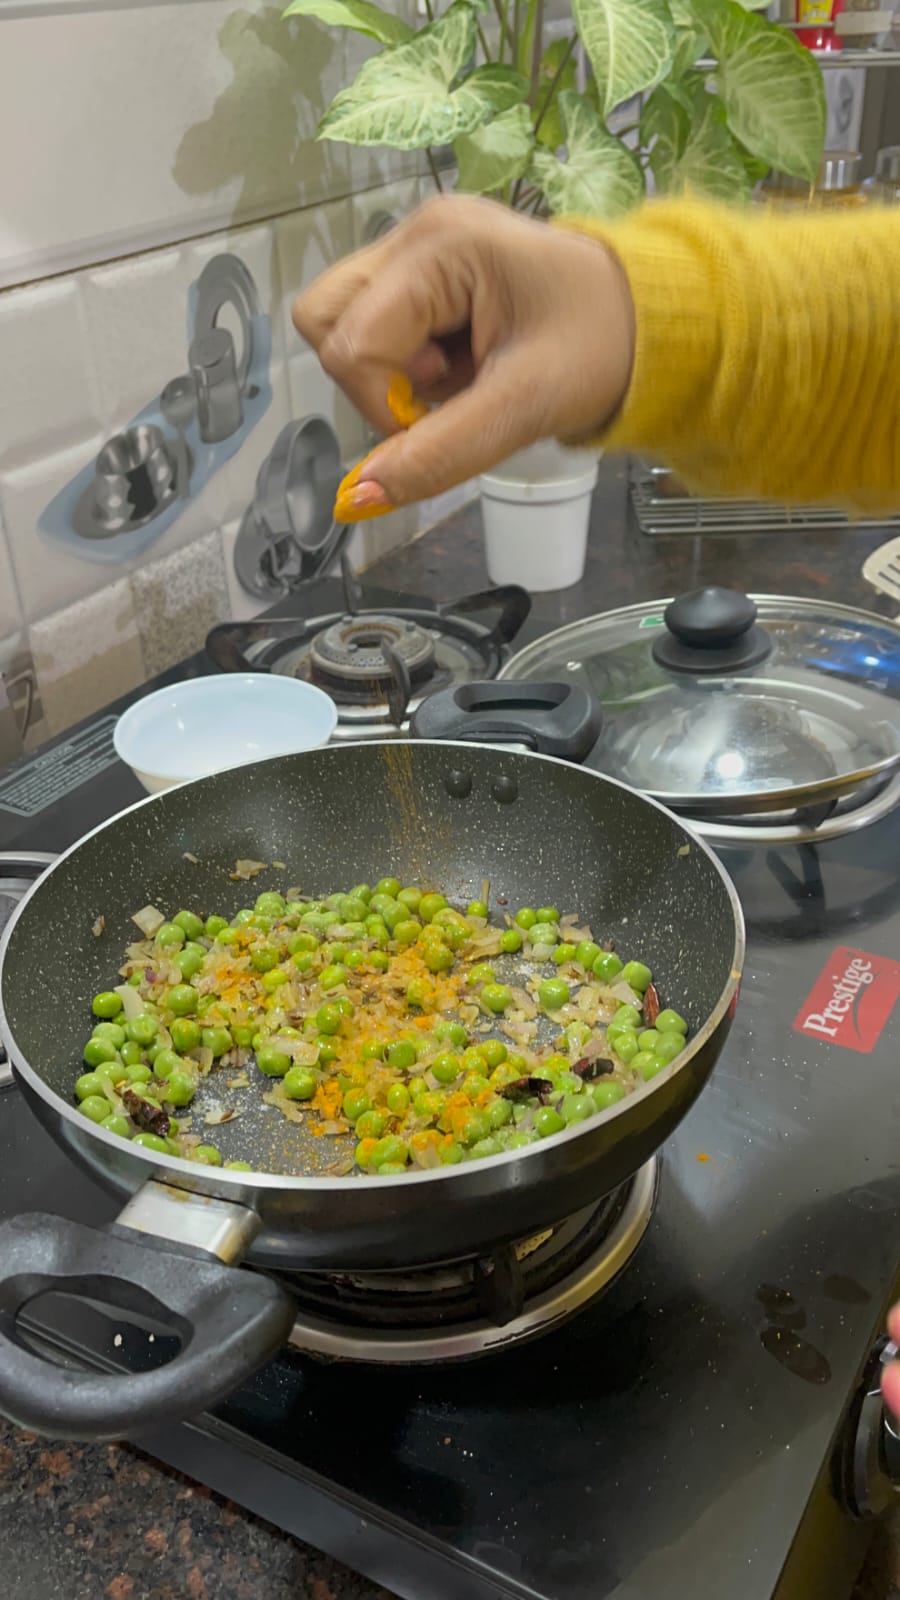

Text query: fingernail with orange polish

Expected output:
[334,477,393,523]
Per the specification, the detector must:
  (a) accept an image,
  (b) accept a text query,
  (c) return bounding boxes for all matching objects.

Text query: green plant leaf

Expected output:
[318,6,527,148]
[655,81,751,200]
[282,0,413,46]
[572,0,676,116]
[692,0,825,180]
[454,104,535,191]
[670,21,707,77]
[640,84,690,187]
[530,90,644,217]
[535,36,577,150]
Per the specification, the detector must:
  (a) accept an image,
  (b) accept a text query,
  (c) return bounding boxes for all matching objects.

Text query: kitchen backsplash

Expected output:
[0,0,471,758]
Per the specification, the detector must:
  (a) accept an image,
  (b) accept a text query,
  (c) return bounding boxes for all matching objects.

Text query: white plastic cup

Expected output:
[479,441,599,593]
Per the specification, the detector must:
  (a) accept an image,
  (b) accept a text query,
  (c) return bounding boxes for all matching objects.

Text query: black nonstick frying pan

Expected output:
[0,735,743,1439]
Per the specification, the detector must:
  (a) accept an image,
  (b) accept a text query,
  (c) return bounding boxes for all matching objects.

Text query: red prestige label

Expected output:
[793,946,900,1053]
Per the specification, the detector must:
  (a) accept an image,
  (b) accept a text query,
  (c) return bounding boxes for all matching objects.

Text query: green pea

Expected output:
[481,983,512,1014]
[291,953,313,975]
[655,1034,684,1065]
[435,1020,468,1048]
[462,1072,489,1101]
[622,960,652,993]
[260,968,288,993]
[425,942,454,974]
[101,1113,131,1138]
[532,1106,564,1138]
[92,1021,126,1047]
[562,1092,594,1125]
[312,1003,340,1036]
[202,1026,233,1058]
[466,899,489,919]
[467,963,495,987]
[150,1048,181,1077]
[250,945,278,973]
[341,897,369,923]
[359,1039,384,1062]
[165,984,197,1018]
[205,915,229,938]
[404,978,429,1009]
[319,963,347,991]
[325,942,348,963]
[488,1098,513,1129]
[657,1009,688,1035]
[575,941,601,969]
[175,945,205,980]
[283,1066,318,1100]
[233,909,255,926]
[375,877,401,900]
[382,1039,413,1071]
[386,1083,411,1114]
[224,1160,254,1172]
[592,1080,627,1110]
[125,1062,153,1084]
[632,1050,660,1079]
[553,943,577,965]
[120,1040,143,1066]
[289,930,319,955]
[429,1051,458,1085]
[216,927,239,947]
[371,1135,409,1168]
[593,950,624,982]
[638,1029,661,1052]
[83,1037,118,1068]
[91,991,123,1020]
[132,1132,172,1153]
[538,978,570,1012]
[369,950,390,973]
[460,1110,492,1146]
[394,919,421,947]
[440,1141,465,1165]
[506,1130,539,1149]
[490,1064,520,1089]
[413,1090,445,1119]
[374,1161,407,1175]
[251,914,274,934]
[155,922,185,950]
[194,1144,223,1166]
[612,1004,642,1031]
[173,910,204,941]
[168,1017,200,1053]
[515,908,537,930]
[612,1030,639,1063]
[126,1013,158,1046]
[500,928,523,954]
[349,883,373,905]
[468,1136,502,1161]
[255,892,286,917]
[160,1070,196,1107]
[255,1045,290,1078]
[316,1039,339,1066]
[75,1071,107,1101]
[79,1094,113,1123]
[478,1039,507,1069]
[564,1020,591,1049]
[356,1109,388,1139]
[418,892,447,923]
[343,1089,371,1122]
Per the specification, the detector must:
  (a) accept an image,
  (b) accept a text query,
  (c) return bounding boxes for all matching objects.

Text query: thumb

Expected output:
[350,346,556,508]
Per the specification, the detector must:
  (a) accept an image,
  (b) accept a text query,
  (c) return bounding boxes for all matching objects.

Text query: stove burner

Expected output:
[278,1160,658,1363]
[309,616,436,692]
[205,568,532,738]
[0,852,55,1086]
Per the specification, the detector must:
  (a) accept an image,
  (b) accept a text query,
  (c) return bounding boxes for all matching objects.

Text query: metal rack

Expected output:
[629,460,900,538]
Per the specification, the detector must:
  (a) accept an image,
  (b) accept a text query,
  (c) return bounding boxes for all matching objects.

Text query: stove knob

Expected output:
[848,1340,900,1518]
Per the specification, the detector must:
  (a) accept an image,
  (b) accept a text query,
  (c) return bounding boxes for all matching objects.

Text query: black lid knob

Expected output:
[653,588,771,675]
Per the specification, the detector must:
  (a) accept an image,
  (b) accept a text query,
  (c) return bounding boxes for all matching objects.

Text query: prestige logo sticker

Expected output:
[793,947,900,1053]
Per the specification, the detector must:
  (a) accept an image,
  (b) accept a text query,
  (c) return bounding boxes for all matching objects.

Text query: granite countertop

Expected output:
[3,457,900,1600]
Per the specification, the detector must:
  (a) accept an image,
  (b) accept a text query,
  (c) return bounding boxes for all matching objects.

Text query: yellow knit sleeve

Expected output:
[569,199,900,513]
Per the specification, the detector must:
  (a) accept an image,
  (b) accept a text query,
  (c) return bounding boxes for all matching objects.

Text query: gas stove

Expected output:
[1,576,900,1600]
[206,561,531,736]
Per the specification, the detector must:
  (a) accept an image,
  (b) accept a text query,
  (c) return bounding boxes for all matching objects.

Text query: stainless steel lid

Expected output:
[500,590,900,818]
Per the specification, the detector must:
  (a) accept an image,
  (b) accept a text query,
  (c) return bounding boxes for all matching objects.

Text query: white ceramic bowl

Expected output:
[114,674,338,794]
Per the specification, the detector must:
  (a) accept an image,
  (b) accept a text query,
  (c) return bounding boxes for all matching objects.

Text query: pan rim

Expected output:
[0,740,745,1194]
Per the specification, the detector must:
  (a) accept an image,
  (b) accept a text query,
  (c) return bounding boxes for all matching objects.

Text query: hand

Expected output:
[292,194,635,515]
[884,1307,900,1415]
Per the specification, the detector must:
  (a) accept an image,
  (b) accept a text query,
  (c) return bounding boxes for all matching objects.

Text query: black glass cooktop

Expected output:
[1,576,899,1600]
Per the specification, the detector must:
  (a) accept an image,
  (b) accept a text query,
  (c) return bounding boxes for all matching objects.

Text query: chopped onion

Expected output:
[272,860,287,870]
[132,905,164,938]
[609,979,641,1008]
[182,851,199,864]
[114,983,144,1021]
[91,915,106,939]
[509,986,538,1019]
[270,1036,319,1065]
[531,943,555,963]
[230,859,267,881]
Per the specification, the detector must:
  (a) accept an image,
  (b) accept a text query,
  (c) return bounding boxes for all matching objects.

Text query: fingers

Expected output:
[341,341,556,508]
[883,1355,900,1419]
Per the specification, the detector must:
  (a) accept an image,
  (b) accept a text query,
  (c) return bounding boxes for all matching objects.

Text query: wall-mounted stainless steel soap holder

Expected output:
[39,254,273,565]
[233,415,348,600]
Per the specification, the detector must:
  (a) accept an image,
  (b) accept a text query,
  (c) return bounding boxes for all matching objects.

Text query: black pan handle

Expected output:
[409,681,602,761]
[0,1212,295,1441]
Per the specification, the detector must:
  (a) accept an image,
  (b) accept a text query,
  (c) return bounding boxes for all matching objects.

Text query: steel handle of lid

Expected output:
[694,768,900,847]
